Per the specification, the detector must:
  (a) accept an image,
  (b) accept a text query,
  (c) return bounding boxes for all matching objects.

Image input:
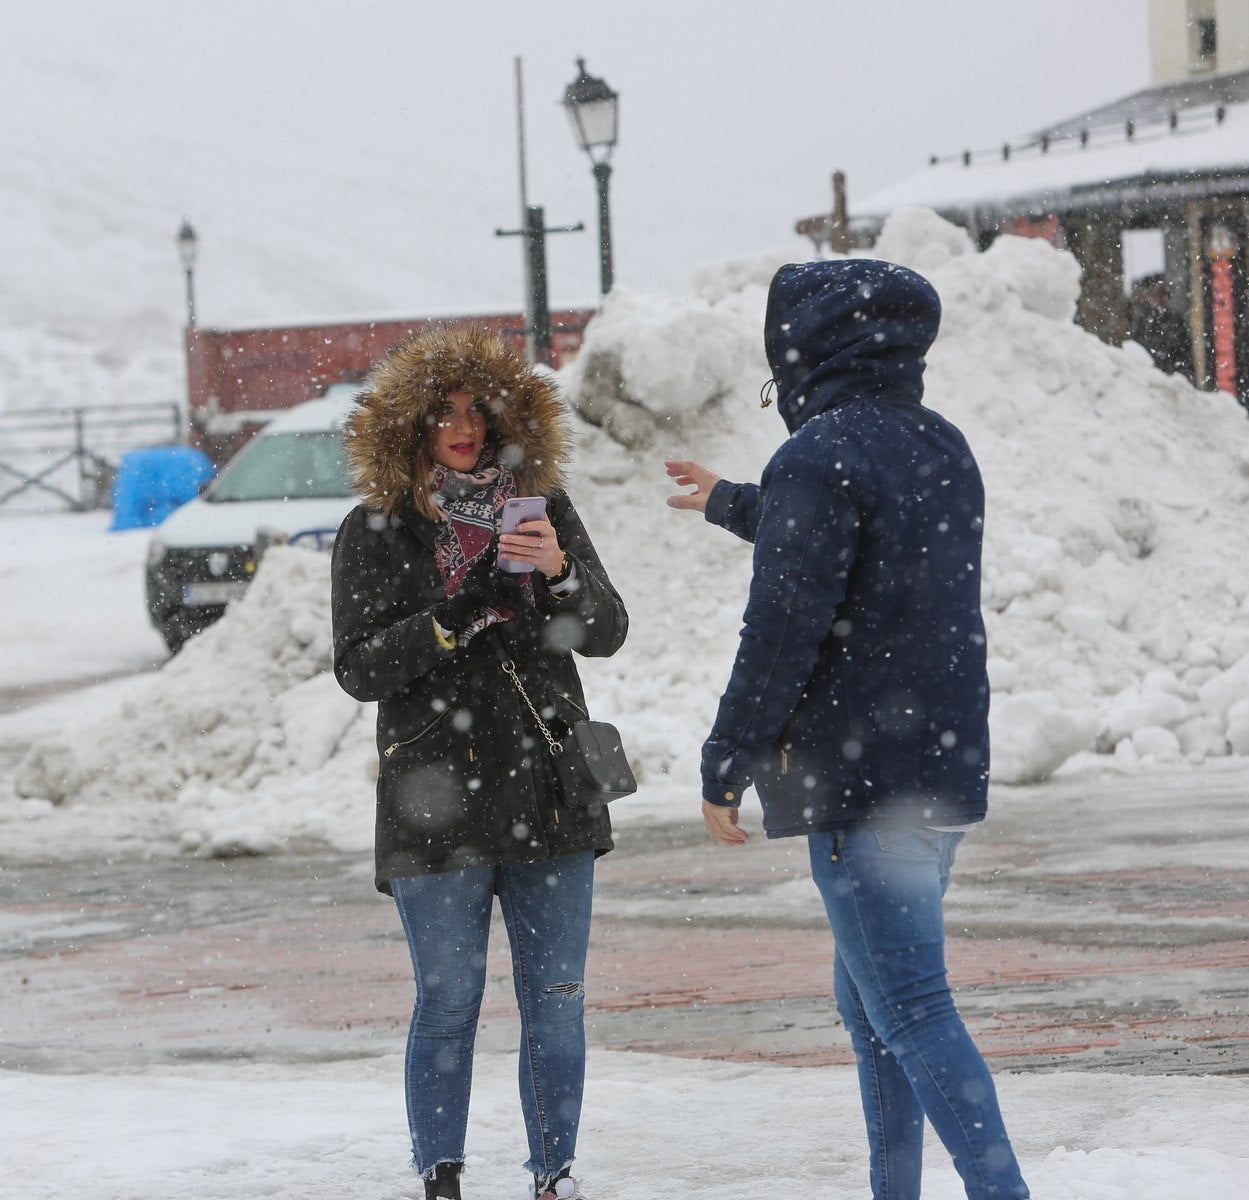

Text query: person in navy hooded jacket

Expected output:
[667,259,1030,1200]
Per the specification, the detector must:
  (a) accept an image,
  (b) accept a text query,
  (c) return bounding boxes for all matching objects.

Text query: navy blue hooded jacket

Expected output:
[700,259,990,836]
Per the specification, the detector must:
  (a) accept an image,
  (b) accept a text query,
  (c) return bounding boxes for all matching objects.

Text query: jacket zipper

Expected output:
[383,712,448,758]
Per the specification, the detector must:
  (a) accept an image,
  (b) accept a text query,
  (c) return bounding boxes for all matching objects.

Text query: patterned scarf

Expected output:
[431,447,535,642]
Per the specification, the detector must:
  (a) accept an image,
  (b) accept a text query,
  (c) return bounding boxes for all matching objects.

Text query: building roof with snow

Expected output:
[850,69,1249,234]
[794,20,1249,405]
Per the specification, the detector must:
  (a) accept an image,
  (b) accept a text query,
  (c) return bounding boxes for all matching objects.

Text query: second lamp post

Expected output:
[176,219,198,328]
[562,58,618,295]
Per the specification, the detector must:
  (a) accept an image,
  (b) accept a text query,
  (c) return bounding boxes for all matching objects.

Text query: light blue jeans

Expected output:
[808,828,1029,1200]
[391,853,594,1183]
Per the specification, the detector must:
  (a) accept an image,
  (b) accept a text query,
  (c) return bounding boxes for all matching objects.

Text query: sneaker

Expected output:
[529,1174,585,1200]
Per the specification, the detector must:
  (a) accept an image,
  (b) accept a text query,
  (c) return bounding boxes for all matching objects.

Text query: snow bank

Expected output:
[565,207,1249,786]
[14,208,1249,858]
[15,546,375,857]
[909,227,1249,782]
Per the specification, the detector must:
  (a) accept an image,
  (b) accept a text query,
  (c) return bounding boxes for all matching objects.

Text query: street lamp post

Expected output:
[562,59,618,295]
[176,219,198,328]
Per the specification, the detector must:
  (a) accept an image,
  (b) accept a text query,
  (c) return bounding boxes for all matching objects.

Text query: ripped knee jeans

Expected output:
[391,853,595,1181]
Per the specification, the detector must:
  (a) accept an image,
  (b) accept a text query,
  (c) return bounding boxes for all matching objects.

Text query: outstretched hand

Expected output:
[665,460,722,514]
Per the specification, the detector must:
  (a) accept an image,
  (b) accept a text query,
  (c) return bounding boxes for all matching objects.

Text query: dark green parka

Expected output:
[330,327,628,893]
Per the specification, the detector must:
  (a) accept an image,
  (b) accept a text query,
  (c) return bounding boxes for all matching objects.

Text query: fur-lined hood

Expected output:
[344,325,572,517]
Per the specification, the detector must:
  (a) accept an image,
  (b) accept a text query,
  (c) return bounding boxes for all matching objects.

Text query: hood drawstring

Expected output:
[759,377,778,408]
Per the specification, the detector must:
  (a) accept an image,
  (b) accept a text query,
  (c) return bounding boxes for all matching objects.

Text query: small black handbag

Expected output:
[551,718,638,806]
[498,652,637,808]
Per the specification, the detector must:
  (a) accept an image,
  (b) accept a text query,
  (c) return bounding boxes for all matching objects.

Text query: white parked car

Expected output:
[145,383,361,652]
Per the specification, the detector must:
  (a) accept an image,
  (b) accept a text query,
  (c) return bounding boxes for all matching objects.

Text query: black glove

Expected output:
[432,551,499,635]
[432,545,527,635]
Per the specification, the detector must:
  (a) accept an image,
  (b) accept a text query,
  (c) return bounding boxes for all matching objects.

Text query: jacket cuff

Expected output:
[702,781,744,807]
[704,479,733,528]
[431,615,457,651]
[545,556,579,595]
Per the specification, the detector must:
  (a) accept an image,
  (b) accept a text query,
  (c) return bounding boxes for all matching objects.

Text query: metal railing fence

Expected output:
[0,402,183,512]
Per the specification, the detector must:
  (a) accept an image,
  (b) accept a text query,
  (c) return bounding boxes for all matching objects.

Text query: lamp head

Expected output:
[562,58,618,161]
[176,219,198,270]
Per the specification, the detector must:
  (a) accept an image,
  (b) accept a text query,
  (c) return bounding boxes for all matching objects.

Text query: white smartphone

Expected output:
[497,496,548,572]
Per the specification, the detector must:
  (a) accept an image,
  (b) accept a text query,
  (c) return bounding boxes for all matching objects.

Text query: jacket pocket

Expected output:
[762,739,793,782]
[377,712,500,864]
[382,709,450,759]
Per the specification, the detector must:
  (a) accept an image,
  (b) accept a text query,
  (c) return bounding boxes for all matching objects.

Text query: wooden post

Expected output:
[1067,215,1129,345]
[830,170,850,254]
[514,57,536,364]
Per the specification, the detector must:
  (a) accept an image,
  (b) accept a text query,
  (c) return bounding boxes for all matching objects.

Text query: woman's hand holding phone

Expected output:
[497,497,565,577]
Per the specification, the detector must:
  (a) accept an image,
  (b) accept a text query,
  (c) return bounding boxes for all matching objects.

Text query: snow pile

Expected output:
[562,246,805,444]
[563,285,767,450]
[569,207,1249,785]
[15,546,375,856]
[899,220,1249,781]
[15,208,1249,858]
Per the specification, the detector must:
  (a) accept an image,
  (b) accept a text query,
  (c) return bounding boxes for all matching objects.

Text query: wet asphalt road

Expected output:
[3,766,1248,1080]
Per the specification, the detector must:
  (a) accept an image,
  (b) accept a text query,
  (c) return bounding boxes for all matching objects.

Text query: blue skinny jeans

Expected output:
[390,852,595,1182]
[808,828,1029,1200]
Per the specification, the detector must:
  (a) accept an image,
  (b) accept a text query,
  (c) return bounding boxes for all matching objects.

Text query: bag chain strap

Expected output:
[500,658,564,756]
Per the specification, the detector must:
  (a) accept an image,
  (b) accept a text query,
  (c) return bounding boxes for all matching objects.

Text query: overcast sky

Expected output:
[8,1,1152,319]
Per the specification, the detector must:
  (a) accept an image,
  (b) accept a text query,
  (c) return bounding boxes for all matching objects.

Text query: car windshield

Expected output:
[207,431,355,502]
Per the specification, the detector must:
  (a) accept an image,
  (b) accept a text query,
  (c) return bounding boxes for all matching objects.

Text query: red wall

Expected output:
[185,310,595,462]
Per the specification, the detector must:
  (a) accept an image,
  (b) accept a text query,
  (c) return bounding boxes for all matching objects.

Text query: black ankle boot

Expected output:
[424,1161,462,1200]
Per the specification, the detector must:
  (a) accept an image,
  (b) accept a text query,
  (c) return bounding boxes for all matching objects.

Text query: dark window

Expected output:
[1197,18,1217,58]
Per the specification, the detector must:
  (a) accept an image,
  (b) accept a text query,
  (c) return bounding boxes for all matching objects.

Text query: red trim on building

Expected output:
[185,310,596,462]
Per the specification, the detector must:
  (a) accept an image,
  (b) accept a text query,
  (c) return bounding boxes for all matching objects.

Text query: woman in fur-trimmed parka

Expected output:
[331,326,627,1200]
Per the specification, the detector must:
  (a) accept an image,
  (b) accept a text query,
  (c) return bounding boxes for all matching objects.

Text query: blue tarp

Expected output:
[111,446,216,530]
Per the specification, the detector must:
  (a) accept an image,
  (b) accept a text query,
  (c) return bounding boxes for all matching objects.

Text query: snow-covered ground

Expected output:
[4,1052,1247,1200]
[2,506,1249,1198]
[2,3,1247,1188]
[5,212,1249,1196]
